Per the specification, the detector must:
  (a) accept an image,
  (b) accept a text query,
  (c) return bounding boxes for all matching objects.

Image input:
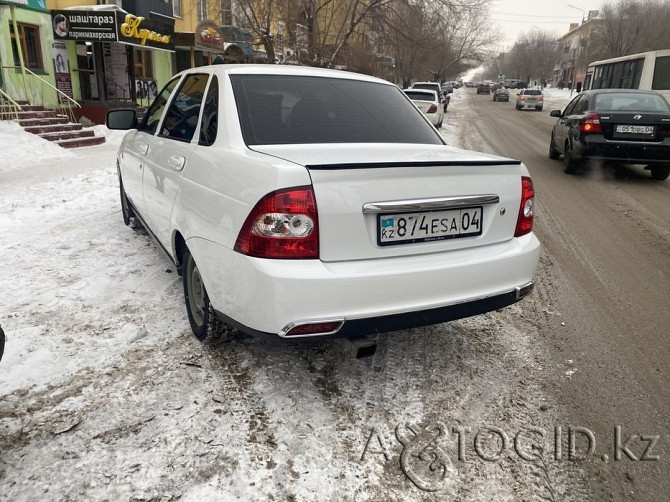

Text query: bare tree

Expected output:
[589,0,670,58]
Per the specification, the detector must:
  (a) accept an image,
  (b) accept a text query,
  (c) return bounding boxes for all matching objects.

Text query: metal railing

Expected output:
[0,65,81,122]
[0,87,22,121]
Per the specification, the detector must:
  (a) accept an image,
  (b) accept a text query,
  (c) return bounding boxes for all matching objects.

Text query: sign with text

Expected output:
[51,41,73,103]
[195,20,224,52]
[51,10,117,42]
[116,12,174,52]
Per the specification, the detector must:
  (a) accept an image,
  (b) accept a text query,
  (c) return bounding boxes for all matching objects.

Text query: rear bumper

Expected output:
[216,284,533,339]
[188,233,541,337]
[579,136,670,164]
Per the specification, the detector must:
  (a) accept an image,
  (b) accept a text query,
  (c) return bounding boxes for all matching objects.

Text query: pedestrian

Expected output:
[576,82,582,93]
[568,80,573,90]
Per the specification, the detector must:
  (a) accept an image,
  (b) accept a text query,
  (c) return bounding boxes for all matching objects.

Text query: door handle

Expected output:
[168,155,186,170]
[133,141,149,155]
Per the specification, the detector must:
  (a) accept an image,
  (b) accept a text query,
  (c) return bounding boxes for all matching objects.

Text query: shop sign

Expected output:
[51,10,118,42]
[195,20,224,52]
[116,12,174,51]
[51,41,73,103]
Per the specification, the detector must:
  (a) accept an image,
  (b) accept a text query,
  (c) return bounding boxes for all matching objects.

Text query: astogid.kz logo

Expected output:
[361,423,661,492]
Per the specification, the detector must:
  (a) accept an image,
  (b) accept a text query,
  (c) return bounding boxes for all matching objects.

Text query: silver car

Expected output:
[515,89,544,111]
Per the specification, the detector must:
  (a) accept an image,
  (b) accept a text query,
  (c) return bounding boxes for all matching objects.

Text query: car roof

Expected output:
[172,63,393,86]
[581,88,663,96]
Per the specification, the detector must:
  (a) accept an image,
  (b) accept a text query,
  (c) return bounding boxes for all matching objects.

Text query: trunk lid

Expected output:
[251,144,528,262]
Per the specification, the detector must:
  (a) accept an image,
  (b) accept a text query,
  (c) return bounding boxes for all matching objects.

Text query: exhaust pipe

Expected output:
[341,336,377,359]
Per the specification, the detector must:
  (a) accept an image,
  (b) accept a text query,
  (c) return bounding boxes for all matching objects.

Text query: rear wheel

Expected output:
[563,141,580,174]
[549,133,560,160]
[183,248,223,341]
[650,165,670,180]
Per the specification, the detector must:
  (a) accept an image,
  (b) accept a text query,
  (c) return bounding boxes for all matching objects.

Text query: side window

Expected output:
[160,73,209,142]
[199,76,219,146]
[140,77,180,135]
[574,95,589,115]
[563,95,581,116]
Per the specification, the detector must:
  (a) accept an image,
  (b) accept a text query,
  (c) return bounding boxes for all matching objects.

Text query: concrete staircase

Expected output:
[0,101,105,149]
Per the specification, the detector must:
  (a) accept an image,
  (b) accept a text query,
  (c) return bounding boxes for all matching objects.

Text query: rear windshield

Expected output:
[404,90,436,101]
[524,90,542,95]
[593,92,670,112]
[231,75,443,145]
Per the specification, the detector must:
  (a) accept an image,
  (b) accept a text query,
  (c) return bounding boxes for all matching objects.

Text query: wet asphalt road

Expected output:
[452,88,670,501]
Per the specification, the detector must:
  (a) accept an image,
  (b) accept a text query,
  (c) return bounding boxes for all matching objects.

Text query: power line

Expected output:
[495,11,579,19]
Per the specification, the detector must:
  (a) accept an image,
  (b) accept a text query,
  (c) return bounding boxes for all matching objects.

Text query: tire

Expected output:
[0,325,4,363]
[183,248,219,341]
[549,133,560,160]
[563,141,580,174]
[650,165,670,180]
[118,167,134,227]
[436,119,443,129]
[537,107,543,111]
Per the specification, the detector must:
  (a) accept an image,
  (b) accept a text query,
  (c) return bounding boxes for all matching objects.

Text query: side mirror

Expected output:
[550,110,562,118]
[106,109,138,130]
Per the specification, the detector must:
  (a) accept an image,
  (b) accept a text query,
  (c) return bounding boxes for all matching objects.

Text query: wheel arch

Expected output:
[173,231,187,275]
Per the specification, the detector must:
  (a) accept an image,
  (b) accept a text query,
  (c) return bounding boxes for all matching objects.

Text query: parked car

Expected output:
[477,83,491,94]
[107,65,540,350]
[493,88,510,102]
[411,81,449,111]
[516,89,544,111]
[548,89,670,178]
[403,89,444,128]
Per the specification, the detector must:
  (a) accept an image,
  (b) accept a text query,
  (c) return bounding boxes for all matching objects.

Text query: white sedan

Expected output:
[403,89,444,128]
[107,65,540,352]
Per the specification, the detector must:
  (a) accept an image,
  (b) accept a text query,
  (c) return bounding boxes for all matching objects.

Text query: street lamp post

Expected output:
[567,4,586,23]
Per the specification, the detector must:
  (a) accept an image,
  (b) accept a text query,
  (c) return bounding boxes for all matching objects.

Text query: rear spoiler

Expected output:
[305,160,522,170]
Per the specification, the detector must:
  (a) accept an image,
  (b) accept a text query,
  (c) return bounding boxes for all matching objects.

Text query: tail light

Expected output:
[539,95,544,101]
[515,177,534,237]
[519,96,525,100]
[580,112,602,134]
[427,104,438,113]
[234,186,319,259]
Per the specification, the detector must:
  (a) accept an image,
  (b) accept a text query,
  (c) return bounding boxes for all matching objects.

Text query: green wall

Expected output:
[0,5,61,106]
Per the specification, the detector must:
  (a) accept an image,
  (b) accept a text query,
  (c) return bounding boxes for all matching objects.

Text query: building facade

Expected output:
[556,10,601,89]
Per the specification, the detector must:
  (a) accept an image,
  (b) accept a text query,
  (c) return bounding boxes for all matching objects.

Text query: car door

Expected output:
[554,95,582,149]
[122,77,181,218]
[141,73,211,252]
[564,95,590,147]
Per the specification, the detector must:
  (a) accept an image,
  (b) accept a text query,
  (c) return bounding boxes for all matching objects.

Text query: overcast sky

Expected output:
[491,0,604,48]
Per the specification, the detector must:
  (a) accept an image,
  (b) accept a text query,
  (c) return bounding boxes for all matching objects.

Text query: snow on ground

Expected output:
[0,96,588,501]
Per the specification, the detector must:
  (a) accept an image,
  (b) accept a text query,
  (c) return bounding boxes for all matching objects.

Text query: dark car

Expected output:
[493,88,510,102]
[548,89,670,179]
[477,83,490,94]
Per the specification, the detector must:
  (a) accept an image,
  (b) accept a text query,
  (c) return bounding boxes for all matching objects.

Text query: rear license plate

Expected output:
[615,124,655,134]
[378,207,483,246]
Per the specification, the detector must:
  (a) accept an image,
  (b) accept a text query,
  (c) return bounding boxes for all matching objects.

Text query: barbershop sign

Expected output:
[51,10,174,51]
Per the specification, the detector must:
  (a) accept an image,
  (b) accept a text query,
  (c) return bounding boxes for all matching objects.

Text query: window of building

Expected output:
[9,22,44,71]
[134,49,154,79]
[172,0,182,17]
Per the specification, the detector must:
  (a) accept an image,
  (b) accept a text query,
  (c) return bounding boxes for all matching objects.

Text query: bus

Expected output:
[584,49,670,102]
